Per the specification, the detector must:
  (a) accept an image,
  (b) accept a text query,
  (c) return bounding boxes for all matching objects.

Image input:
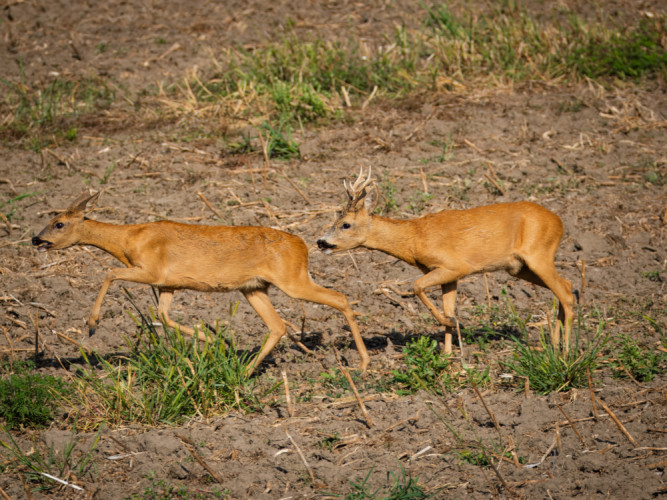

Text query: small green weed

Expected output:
[643,270,662,282]
[316,433,341,452]
[129,476,229,499]
[0,361,71,430]
[378,173,398,214]
[319,368,360,399]
[0,191,40,221]
[609,334,666,383]
[1,424,101,492]
[392,336,455,395]
[260,121,300,159]
[427,138,455,163]
[343,465,433,499]
[407,191,433,214]
[461,298,523,351]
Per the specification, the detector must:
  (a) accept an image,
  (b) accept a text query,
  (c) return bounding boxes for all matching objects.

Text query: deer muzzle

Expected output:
[316,238,337,254]
[32,236,53,252]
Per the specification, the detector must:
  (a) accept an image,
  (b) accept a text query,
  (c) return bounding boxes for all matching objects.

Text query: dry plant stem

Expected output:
[556,404,586,445]
[285,430,315,483]
[196,191,224,220]
[614,354,643,387]
[482,450,515,498]
[484,172,505,196]
[384,413,420,433]
[20,474,34,500]
[2,326,12,370]
[347,250,360,273]
[642,459,667,469]
[108,435,131,452]
[455,319,466,368]
[579,259,586,305]
[540,437,558,464]
[55,330,92,354]
[471,380,500,436]
[597,398,639,447]
[282,369,294,418]
[420,167,428,193]
[279,169,311,205]
[176,434,224,484]
[545,309,556,347]
[0,486,11,500]
[586,367,599,421]
[257,129,270,182]
[334,347,373,428]
[283,319,316,355]
[507,435,521,468]
[33,311,39,359]
[483,272,491,310]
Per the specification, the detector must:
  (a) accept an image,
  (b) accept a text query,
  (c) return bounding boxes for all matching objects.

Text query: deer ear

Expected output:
[364,185,378,213]
[67,191,100,215]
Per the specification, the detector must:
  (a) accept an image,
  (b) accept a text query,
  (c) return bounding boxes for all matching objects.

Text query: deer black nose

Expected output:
[317,239,335,250]
[32,236,42,246]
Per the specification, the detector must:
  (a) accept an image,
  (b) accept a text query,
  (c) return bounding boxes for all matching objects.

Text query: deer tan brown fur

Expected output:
[317,169,574,353]
[32,192,370,374]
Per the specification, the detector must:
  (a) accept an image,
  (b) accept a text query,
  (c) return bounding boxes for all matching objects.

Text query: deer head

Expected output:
[32,192,100,252]
[317,168,378,254]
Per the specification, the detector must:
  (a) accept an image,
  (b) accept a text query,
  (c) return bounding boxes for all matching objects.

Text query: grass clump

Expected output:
[70,295,267,426]
[0,69,114,146]
[568,17,667,79]
[501,314,609,394]
[0,360,71,430]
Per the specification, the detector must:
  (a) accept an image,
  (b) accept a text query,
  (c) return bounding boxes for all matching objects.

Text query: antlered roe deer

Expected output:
[317,169,574,353]
[32,192,370,374]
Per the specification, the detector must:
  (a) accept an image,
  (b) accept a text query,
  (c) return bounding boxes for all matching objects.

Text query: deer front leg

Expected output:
[413,267,465,354]
[89,267,159,336]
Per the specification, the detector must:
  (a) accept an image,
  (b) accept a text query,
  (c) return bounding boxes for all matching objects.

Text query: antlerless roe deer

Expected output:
[32,192,370,374]
[317,169,574,353]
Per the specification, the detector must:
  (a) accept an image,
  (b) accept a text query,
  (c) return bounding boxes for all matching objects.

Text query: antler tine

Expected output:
[343,167,374,210]
[348,167,366,192]
[348,167,373,195]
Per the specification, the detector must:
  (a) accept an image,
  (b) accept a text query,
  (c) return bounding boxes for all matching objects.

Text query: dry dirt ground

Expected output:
[1,1,666,499]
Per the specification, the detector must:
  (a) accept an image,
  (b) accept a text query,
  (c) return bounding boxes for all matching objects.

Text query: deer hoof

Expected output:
[89,326,97,337]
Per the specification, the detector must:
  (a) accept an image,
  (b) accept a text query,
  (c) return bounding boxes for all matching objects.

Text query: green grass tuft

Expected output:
[69,293,268,426]
[501,313,609,394]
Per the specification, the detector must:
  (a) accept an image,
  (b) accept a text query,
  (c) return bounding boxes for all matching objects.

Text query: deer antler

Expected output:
[343,167,373,211]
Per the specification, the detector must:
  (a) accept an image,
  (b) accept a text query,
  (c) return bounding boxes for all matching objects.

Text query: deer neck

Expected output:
[80,220,133,265]
[365,216,419,266]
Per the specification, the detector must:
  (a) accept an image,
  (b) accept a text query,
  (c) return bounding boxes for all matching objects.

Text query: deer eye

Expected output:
[342,223,351,229]
[54,222,65,229]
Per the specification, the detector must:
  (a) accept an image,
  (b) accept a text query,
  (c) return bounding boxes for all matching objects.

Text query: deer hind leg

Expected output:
[516,260,574,350]
[89,267,159,336]
[243,288,288,376]
[440,282,458,354]
[157,289,208,341]
[278,275,370,372]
